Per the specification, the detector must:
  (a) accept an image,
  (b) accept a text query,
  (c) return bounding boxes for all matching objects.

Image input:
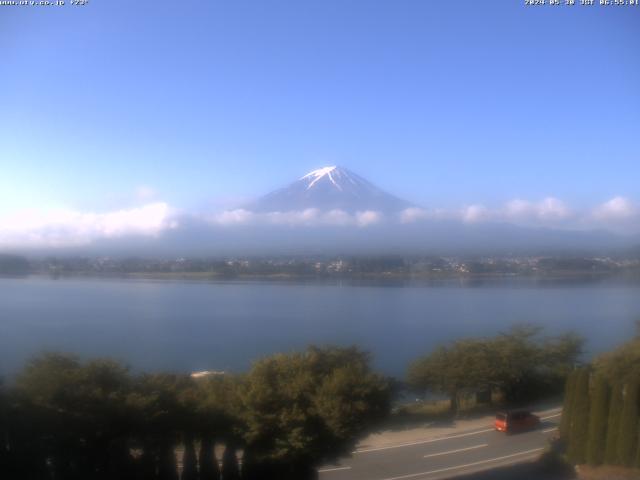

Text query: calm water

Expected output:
[1,276,639,378]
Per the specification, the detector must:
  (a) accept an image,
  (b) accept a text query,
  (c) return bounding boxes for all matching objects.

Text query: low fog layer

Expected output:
[2,213,636,258]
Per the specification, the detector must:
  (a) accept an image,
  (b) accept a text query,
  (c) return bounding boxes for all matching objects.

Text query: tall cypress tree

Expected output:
[586,376,610,465]
[182,434,198,480]
[139,440,157,480]
[158,441,179,480]
[199,437,220,480]
[107,438,135,480]
[567,368,590,464]
[617,380,639,467]
[222,444,240,480]
[560,370,578,440]
[0,381,8,478]
[605,382,624,465]
[239,447,266,480]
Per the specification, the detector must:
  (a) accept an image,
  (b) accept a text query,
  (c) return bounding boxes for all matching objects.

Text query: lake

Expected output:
[1,276,639,378]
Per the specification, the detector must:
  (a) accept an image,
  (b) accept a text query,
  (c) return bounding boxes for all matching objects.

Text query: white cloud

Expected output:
[355,210,382,227]
[399,207,429,224]
[400,207,428,223]
[0,202,176,247]
[2,195,638,248]
[214,209,256,226]
[211,209,383,228]
[461,205,491,224]
[393,199,575,227]
[212,209,324,227]
[265,208,322,226]
[593,196,637,221]
[504,199,532,219]
[504,197,571,222]
[323,209,354,226]
[537,197,571,220]
[398,207,452,224]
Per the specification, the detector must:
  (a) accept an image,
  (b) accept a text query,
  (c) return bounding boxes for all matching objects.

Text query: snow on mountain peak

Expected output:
[249,166,413,213]
[301,166,340,190]
[302,166,337,179]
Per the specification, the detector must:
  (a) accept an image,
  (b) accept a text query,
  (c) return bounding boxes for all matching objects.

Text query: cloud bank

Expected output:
[0,197,637,248]
[210,208,383,228]
[593,196,637,221]
[0,203,176,248]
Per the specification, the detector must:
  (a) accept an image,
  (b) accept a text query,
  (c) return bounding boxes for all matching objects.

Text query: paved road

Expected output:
[318,411,561,480]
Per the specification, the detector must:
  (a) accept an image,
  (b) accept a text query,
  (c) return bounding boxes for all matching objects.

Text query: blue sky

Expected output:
[1,1,639,245]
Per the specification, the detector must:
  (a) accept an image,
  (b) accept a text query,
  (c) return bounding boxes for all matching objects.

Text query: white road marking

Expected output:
[354,409,562,455]
[354,429,495,454]
[318,466,352,473]
[423,443,488,458]
[540,413,561,420]
[380,447,544,480]
[542,427,558,433]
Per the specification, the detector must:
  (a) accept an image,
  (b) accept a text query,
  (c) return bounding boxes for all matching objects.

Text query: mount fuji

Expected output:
[247,166,413,213]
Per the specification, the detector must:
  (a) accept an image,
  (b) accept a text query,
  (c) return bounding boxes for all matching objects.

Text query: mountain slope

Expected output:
[248,166,413,213]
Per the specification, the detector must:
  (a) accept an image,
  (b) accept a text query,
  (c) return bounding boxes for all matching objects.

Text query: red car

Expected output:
[495,410,540,434]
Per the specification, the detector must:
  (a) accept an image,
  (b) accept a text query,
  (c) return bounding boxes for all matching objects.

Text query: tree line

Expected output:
[560,326,640,468]
[407,325,583,414]
[0,346,391,480]
[0,326,583,480]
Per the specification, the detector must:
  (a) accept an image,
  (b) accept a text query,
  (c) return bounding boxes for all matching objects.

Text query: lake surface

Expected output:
[1,276,639,378]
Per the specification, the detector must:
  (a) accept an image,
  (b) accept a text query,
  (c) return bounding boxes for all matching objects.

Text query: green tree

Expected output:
[491,326,581,403]
[559,370,577,440]
[408,340,493,414]
[538,332,584,389]
[16,353,135,479]
[194,374,243,480]
[241,447,266,480]
[240,346,390,479]
[0,377,11,476]
[130,373,190,480]
[605,382,624,465]
[594,331,640,385]
[199,437,220,480]
[222,444,240,480]
[195,374,244,441]
[617,380,639,466]
[158,440,179,480]
[182,434,198,480]
[567,368,590,464]
[6,346,390,479]
[586,376,610,465]
[491,325,545,403]
[408,326,583,412]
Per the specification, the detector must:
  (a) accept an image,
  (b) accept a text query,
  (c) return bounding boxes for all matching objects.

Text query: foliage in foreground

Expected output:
[407,325,583,413]
[0,346,391,480]
[561,329,640,468]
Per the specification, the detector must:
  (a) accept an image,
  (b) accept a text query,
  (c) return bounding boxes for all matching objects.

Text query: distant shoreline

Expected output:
[7,269,640,285]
